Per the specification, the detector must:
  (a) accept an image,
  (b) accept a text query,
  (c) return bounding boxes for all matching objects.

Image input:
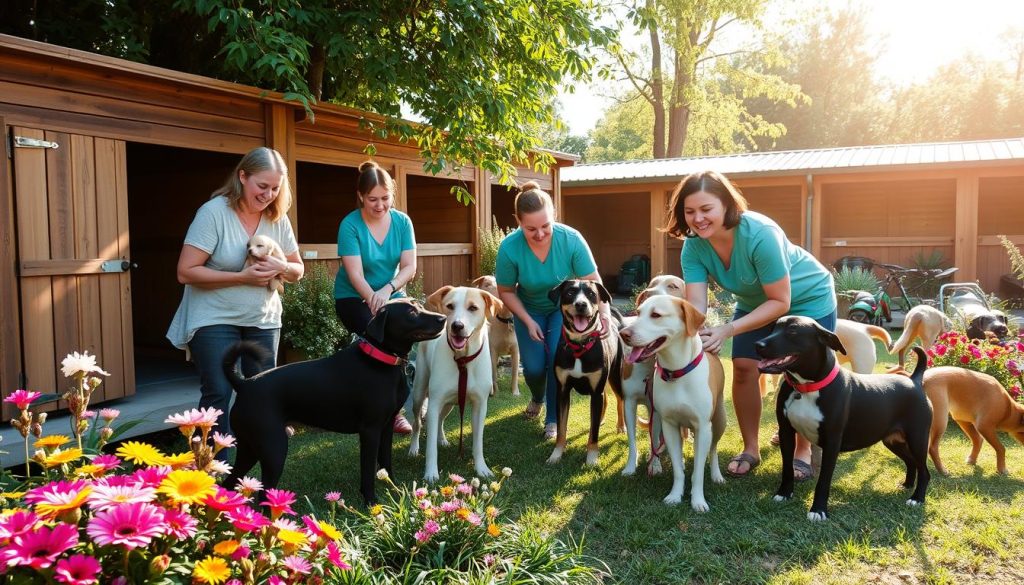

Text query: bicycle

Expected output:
[873,262,959,311]
[833,256,958,324]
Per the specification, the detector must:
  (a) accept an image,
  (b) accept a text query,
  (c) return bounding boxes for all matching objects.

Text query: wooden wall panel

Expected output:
[0,115,23,419]
[562,191,650,279]
[978,176,1024,236]
[419,255,473,294]
[821,179,955,238]
[406,175,473,243]
[738,184,803,245]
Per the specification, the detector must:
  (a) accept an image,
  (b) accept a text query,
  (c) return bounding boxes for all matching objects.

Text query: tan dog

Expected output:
[890,305,951,366]
[245,234,287,293]
[471,276,520,396]
[923,367,1024,475]
[620,296,726,511]
[410,286,503,482]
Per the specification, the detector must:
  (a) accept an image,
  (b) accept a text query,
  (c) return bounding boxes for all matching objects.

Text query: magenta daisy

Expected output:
[90,454,121,472]
[127,465,171,488]
[161,508,199,540]
[88,483,157,511]
[87,502,167,549]
[325,541,351,570]
[4,389,42,410]
[54,554,102,585]
[302,515,325,538]
[261,488,296,517]
[282,555,312,575]
[24,479,92,520]
[0,509,41,540]
[0,523,79,570]
[448,473,465,484]
[204,486,248,512]
[324,491,342,502]
[213,432,235,449]
[225,506,270,532]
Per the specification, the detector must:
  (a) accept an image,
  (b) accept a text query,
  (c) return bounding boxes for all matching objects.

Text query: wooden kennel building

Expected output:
[560,140,1024,297]
[0,34,574,417]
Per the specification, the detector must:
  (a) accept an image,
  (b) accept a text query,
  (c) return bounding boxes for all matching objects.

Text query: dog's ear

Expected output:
[592,281,613,304]
[425,286,453,313]
[480,290,504,319]
[548,281,568,304]
[816,323,847,355]
[636,288,654,307]
[364,305,389,343]
[676,298,706,337]
[471,276,488,287]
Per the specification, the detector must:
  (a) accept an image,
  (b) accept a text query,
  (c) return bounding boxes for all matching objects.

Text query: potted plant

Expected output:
[281,262,350,362]
[832,266,881,318]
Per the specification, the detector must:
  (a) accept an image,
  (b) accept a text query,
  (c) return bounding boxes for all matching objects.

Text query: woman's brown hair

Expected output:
[356,160,396,207]
[663,170,748,238]
[514,181,554,219]
[214,147,292,223]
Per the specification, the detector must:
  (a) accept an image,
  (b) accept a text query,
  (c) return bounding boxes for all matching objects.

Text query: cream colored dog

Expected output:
[245,234,287,293]
[890,305,951,366]
[619,295,727,511]
[471,276,520,396]
[409,285,502,482]
[619,274,686,476]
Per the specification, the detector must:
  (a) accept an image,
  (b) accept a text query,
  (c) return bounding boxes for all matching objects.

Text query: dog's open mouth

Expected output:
[448,334,469,350]
[569,313,595,333]
[626,337,665,364]
[756,354,798,374]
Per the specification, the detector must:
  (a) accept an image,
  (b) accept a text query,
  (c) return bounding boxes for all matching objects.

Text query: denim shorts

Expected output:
[730,309,837,360]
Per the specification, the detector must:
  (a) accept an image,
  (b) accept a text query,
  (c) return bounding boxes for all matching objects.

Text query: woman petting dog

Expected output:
[167,147,305,455]
[665,171,836,480]
[495,182,607,440]
[334,160,418,434]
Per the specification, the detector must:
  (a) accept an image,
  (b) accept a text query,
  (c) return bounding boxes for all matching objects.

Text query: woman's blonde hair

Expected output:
[356,160,396,207]
[214,147,292,223]
[514,181,554,219]
[663,170,748,238]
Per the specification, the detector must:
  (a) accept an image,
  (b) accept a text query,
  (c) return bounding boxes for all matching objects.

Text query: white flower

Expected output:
[470,478,480,488]
[376,469,389,480]
[501,467,512,478]
[205,459,233,477]
[61,351,110,378]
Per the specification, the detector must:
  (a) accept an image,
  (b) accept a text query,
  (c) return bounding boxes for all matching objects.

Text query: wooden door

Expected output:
[11,126,134,406]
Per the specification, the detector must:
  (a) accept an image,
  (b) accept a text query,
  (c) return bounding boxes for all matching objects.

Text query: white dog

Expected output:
[619,274,686,476]
[409,285,502,482]
[619,295,726,511]
[471,276,520,396]
[245,234,287,293]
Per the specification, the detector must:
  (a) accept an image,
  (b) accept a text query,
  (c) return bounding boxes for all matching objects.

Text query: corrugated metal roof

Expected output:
[561,137,1024,185]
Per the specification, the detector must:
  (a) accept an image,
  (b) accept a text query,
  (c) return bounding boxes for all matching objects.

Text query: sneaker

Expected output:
[544,422,557,440]
[393,415,413,435]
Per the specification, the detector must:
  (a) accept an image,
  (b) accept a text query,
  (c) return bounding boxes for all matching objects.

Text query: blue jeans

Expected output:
[731,309,838,360]
[513,309,563,425]
[189,324,280,445]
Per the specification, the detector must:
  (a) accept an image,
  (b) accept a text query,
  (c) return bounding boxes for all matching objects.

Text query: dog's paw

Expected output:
[905,498,923,507]
[408,444,420,457]
[647,458,663,476]
[621,464,637,476]
[965,456,978,466]
[998,468,1010,476]
[662,493,682,505]
[512,390,521,397]
[807,511,828,522]
[691,498,710,513]
[773,494,791,502]
[710,467,725,484]
[546,448,563,465]
[585,449,600,467]
[438,435,450,448]
[475,465,495,479]
[423,470,440,483]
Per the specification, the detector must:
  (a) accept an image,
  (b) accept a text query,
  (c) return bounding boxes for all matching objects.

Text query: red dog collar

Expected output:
[655,351,704,382]
[561,316,608,359]
[784,363,841,393]
[357,339,404,366]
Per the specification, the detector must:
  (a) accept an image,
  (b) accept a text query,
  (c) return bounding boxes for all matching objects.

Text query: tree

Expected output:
[606,0,802,158]
[0,1,614,186]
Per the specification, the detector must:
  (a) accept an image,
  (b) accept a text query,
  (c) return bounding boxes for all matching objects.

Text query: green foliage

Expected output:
[404,272,426,304]
[1001,235,1024,282]
[832,267,881,301]
[282,262,350,359]
[706,282,736,327]
[478,220,514,276]
[906,250,952,301]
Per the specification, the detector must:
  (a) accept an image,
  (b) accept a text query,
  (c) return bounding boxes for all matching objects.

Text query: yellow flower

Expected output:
[486,505,498,519]
[318,521,342,541]
[370,504,383,516]
[488,523,501,537]
[440,486,454,497]
[34,435,71,449]
[193,556,231,584]
[73,464,106,478]
[1,491,26,500]
[42,448,84,468]
[423,508,437,519]
[277,529,308,547]
[213,540,240,556]
[158,470,217,505]
[160,452,195,468]
[116,441,166,466]
[455,508,471,521]
[35,485,92,520]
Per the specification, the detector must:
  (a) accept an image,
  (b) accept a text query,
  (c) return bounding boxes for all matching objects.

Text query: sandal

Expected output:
[793,459,815,482]
[524,400,542,420]
[726,453,761,477]
[770,429,780,446]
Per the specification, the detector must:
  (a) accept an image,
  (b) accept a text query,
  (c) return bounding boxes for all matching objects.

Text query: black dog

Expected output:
[755,316,932,521]
[546,279,623,466]
[221,299,445,504]
[947,291,1010,340]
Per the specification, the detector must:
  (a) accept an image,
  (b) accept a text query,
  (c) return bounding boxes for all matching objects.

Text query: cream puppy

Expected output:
[619,295,727,511]
[409,285,502,482]
[471,275,520,396]
[245,234,287,293]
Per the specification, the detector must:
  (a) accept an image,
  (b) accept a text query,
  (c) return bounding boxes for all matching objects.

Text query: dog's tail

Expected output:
[221,341,272,391]
[863,324,892,348]
[909,346,928,386]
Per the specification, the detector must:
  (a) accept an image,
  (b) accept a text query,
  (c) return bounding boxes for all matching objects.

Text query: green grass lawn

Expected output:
[268,340,1024,584]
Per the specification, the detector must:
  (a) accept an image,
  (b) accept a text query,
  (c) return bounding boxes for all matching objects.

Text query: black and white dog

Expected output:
[947,290,1010,341]
[755,316,932,521]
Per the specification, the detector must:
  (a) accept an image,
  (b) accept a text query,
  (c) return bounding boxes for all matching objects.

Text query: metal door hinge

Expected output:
[13,136,60,150]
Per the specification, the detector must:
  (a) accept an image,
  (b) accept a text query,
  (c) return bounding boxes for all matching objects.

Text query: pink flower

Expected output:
[465,512,482,526]
[0,523,78,569]
[90,454,121,471]
[413,487,428,499]
[960,355,971,365]
[162,508,199,540]
[98,408,120,422]
[4,389,42,410]
[1011,385,1022,398]
[24,479,92,519]
[236,476,263,495]
[933,344,948,356]
[969,345,982,359]
[418,499,432,510]
[213,432,235,449]
[127,465,171,488]
[165,407,221,428]
[87,502,167,549]
[457,483,473,495]
[927,359,934,367]
[54,554,101,585]
[81,410,96,419]
[449,473,465,484]
[226,506,270,532]
[326,541,351,570]
[324,491,342,502]
[0,509,40,540]
[1008,360,1020,375]
[414,529,432,543]
[261,488,296,517]
[483,553,496,566]
[204,486,248,512]
[422,519,440,535]
[88,483,157,511]
[283,555,312,574]
[268,577,286,585]
[440,501,460,513]
[231,544,251,560]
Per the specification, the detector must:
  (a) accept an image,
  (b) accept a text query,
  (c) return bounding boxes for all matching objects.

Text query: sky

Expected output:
[558,0,1024,135]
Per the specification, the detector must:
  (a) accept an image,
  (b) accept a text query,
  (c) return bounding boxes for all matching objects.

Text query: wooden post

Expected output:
[472,168,492,278]
[650,189,668,276]
[551,164,563,222]
[811,179,824,259]
[0,119,25,419]
[264,104,297,234]
[954,172,979,282]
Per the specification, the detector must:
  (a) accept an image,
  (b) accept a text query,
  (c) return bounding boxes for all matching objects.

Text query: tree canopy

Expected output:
[0,0,613,185]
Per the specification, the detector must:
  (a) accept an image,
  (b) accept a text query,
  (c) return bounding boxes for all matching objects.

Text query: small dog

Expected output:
[471,276,520,396]
[410,285,503,482]
[221,299,446,504]
[245,234,287,293]
[619,295,726,511]
[547,279,624,466]
[923,367,1024,475]
[947,290,1010,341]
[755,316,932,521]
[890,305,952,366]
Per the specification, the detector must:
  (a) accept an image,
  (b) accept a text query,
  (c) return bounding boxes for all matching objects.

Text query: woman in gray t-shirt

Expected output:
[167,147,304,447]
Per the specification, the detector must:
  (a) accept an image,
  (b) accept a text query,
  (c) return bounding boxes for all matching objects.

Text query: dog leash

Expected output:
[783,363,840,393]
[644,375,665,472]
[452,343,485,457]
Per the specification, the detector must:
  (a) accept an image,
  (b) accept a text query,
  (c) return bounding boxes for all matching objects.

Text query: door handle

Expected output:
[101,259,137,273]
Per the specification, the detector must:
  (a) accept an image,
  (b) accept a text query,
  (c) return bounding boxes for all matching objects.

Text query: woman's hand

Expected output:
[699,323,734,354]
[525,317,545,342]
[241,262,278,287]
[367,286,391,315]
[256,255,289,275]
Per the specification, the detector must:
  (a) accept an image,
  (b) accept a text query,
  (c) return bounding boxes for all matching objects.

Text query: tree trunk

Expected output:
[647,0,666,158]
[666,52,692,159]
[307,42,326,101]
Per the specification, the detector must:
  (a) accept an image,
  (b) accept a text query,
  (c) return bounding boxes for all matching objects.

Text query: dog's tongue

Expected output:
[450,336,468,350]
[573,315,590,332]
[757,356,793,371]
[626,345,646,364]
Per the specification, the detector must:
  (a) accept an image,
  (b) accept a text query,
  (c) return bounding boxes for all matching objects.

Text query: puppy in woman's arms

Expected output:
[245,234,287,293]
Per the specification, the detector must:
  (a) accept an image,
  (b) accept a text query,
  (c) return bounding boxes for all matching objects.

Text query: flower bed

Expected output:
[926,331,1024,402]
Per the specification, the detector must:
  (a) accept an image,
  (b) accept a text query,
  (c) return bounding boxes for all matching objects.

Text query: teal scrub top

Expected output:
[334,209,416,299]
[495,223,598,314]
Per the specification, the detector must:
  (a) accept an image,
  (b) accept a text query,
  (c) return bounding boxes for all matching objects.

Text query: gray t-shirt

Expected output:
[166,196,299,352]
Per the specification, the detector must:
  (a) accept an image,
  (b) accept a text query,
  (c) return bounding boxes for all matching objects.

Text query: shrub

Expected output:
[832,266,880,302]
[282,262,350,359]
[926,331,1024,403]
[478,220,514,276]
